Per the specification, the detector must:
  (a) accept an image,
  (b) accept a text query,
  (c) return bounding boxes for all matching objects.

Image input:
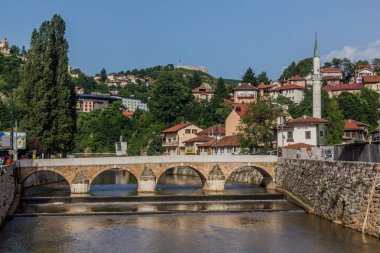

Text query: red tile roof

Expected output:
[362,76,380,84]
[183,135,213,143]
[257,83,277,89]
[197,125,226,136]
[234,103,249,117]
[122,110,134,117]
[233,83,258,91]
[344,119,368,131]
[287,75,305,81]
[271,84,304,92]
[192,83,214,94]
[161,122,193,133]
[198,139,217,147]
[321,67,343,73]
[287,116,329,125]
[322,75,341,81]
[212,135,239,147]
[323,83,363,91]
[284,143,314,149]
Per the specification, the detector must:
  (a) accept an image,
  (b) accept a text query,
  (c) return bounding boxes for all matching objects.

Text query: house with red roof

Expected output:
[233,83,258,104]
[362,76,380,94]
[355,65,375,83]
[183,135,213,155]
[322,83,364,98]
[277,115,329,149]
[211,135,240,155]
[192,83,214,101]
[283,75,306,88]
[161,122,203,155]
[197,124,225,140]
[257,83,279,97]
[321,67,343,85]
[342,119,368,143]
[270,84,305,104]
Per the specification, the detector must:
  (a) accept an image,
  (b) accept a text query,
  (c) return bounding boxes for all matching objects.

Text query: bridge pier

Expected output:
[70,182,90,194]
[204,180,225,192]
[138,167,156,193]
[71,172,90,194]
[138,180,156,193]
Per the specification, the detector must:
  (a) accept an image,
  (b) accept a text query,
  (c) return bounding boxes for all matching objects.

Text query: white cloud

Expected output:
[323,39,380,62]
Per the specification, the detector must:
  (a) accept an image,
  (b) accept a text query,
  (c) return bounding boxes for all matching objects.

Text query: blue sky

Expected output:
[1,0,380,80]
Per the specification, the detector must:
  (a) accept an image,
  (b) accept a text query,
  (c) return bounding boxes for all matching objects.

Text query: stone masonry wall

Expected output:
[276,158,380,238]
[0,164,16,227]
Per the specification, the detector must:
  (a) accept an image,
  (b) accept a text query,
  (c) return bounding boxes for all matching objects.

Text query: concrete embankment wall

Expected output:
[0,165,16,227]
[276,158,380,238]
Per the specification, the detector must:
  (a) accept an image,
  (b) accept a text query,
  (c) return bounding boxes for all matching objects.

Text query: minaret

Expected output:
[312,33,322,119]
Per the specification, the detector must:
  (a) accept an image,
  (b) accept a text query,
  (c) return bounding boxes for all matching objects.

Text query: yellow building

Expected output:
[161,122,203,155]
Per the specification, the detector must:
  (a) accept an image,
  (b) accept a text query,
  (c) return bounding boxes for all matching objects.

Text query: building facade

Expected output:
[121,98,148,111]
[161,123,203,155]
[233,83,258,104]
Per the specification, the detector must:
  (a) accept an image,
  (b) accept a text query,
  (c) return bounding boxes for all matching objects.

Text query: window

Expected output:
[305,131,311,139]
[185,129,191,134]
[192,129,197,134]
[287,131,293,139]
[320,131,324,137]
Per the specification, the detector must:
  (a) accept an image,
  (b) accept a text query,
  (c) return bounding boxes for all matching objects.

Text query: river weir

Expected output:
[0,169,379,252]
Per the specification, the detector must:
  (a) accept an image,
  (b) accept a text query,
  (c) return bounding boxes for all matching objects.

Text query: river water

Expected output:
[0,169,379,253]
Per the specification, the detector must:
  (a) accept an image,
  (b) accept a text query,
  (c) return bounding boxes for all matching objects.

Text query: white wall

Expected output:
[277,125,318,147]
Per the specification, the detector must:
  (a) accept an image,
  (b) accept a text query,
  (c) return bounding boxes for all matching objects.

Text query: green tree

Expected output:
[322,62,332,68]
[242,67,256,86]
[256,71,270,84]
[188,72,202,89]
[21,14,76,156]
[337,92,368,123]
[326,99,344,145]
[360,88,380,128]
[279,58,312,80]
[238,98,281,152]
[148,71,193,124]
[74,101,132,152]
[100,67,107,82]
[331,58,343,69]
[373,58,380,73]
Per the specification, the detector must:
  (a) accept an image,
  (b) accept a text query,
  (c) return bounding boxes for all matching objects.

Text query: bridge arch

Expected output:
[156,166,208,186]
[22,169,71,190]
[225,165,274,189]
[88,166,140,186]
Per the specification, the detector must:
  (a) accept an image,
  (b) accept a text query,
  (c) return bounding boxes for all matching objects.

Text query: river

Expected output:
[0,169,379,253]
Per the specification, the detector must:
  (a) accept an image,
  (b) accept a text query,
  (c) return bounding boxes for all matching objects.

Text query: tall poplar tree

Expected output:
[21,15,76,156]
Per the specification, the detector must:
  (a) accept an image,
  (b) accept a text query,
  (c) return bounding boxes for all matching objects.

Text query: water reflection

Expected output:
[1,213,379,253]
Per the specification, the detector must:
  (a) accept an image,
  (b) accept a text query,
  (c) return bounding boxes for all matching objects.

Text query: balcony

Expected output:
[162,141,179,147]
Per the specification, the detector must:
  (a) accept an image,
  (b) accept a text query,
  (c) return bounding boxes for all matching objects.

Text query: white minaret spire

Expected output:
[312,32,322,119]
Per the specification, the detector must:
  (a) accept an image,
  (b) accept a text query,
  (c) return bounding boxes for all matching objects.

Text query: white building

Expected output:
[121,97,148,111]
[355,68,375,83]
[277,116,329,148]
[271,84,304,104]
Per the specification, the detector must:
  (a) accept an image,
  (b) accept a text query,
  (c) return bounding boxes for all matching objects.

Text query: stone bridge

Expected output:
[17,155,277,194]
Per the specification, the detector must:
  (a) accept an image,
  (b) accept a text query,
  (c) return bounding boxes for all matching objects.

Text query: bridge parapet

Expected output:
[18,155,277,168]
